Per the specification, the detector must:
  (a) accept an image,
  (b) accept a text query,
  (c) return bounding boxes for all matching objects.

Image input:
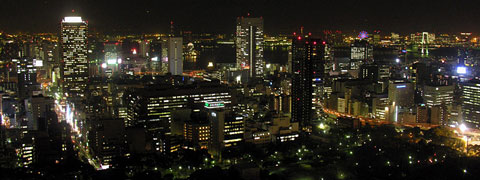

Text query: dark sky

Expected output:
[1,0,480,35]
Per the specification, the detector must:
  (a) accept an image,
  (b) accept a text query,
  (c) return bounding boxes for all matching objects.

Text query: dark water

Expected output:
[184,44,289,70]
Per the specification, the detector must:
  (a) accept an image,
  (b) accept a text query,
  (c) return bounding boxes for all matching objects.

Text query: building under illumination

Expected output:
[184,119,210,150]
[235,17,264,78]
[423,85,454,108]
[61,16,88,100]
[350,40,372,69]
[387,81,414,122]
[462,80,480,129]
[125,83,232,153]
[167,37,183,75]
[291,35,324,131]
[208,109,244,156]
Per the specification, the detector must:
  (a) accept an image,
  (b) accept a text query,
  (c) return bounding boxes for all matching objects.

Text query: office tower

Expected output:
[60,16,88,100]
[148,39,164,74]
[423,85,454,107]
[387,81,414,122]
[411,62,427,87]
[89,118,125,168]
[350,40,372,70]
[125,83,231,153]
[360,63,390,81]
[372,94,389,120]
[184,115,210,150]
[167,37,183,75]
[416,105,429,123]
[139,40,150,58]
[462,80,480,129]
[25,95,55,131]
[103,42,120,74]
[16,58,38,99]
[208,110,244,156]
[430,105,448,125]
[235,17,264,78]
[291,35,324,131]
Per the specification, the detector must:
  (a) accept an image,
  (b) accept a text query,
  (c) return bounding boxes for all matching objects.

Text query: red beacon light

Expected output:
[297,36,302,40]
[313,41,317,45]
[322,41,326,45]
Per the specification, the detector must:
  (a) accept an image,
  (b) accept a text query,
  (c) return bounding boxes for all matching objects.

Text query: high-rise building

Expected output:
[60,16,88,100]
[291,35,324,131]
[89,118,125,168]
[387,81,414,122]
[462,80,480,129]
[235,17,264,78]
[16,58,38,99]
[350,40,372,69]
[430,105,448,125]
[184,118,210,150]
[25,95,55,131]
[167,37,183,75]
[125,83,231,153]
[423,85,454,108]
[103,42,120,74]
[416,105,429,123]
[139,40,150,58]
[208,109,244,156]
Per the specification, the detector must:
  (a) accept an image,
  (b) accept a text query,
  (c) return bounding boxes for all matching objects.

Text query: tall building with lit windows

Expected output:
[184,119,210,150]
[60,16,88,100]
[387,81,414,123]
[291,34,324,131]
[167,37,183,75]
[423,85,454,108]
[350,40,372,69]
[125,83,231,153]
[235,17,264,78]
[462,80,480,129]
[208,109,244,157]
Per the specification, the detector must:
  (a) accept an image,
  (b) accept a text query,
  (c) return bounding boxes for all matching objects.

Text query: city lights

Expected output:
[2,2,480,179]
[459,124,467,133]
[63,16,83,23]
[457,66,467,74]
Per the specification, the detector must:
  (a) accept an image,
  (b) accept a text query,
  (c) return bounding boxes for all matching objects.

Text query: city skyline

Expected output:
[3,2,480,179]
[2,0,480,34]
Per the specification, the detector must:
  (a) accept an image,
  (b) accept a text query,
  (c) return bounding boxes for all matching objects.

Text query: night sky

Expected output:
[1,0,480,35]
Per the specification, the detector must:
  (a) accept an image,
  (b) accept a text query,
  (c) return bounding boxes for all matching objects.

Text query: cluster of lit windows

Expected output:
[462,83,480,128]
[61,21,88,98]
[278,134,299,142]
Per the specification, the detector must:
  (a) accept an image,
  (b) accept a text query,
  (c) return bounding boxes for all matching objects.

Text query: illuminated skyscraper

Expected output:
[291,35,324,131]
[235,17,264,78]
[462,80,480,129]
[387,81,414,122]
[423,85,454,108]
[61,16,88,100]
[167,37,183,75]
[350,40,373,70]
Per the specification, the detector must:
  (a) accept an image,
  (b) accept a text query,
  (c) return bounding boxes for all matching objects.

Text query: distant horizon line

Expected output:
[1,29,478,37]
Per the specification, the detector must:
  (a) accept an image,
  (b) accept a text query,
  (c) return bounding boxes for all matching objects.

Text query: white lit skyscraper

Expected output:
[235,17,264,78]
[61,16,88,99]
[167,37,183,75]
[462,80,480,129]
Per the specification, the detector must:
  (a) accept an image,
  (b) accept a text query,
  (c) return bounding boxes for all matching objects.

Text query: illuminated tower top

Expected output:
[61,16,88,100]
